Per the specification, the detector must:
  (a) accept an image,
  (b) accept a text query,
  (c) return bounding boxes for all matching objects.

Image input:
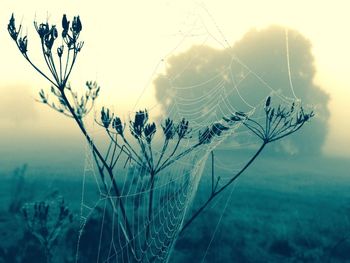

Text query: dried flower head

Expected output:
[112,116,124,136]
[101,107,113,129]
[176,118,190,139]
[72,16,82,35]
[62,14,69,36]
[130,110,149,138]
[199,122,229,144]
[34,22,50,39]
[17,36,28,54]
[7,13,20,41]
[144,123,156,143]
[162,118,176,140]
[225,97,314,144]
[43,25,58,50]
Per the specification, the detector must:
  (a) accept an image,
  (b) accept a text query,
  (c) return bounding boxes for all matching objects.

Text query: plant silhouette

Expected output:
[153,26,327,155]
[8,14,313,262]
[21,199,73,263]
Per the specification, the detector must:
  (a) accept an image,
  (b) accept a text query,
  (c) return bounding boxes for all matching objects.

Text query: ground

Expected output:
[0,152,349,262]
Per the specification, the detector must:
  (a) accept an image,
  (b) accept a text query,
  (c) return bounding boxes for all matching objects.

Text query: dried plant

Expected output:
[8,14,98,119]
[180,97,313,233]
[8,13,313,262]
[97,108,232,242]
[21,199,73,263]
[8,13,230,260]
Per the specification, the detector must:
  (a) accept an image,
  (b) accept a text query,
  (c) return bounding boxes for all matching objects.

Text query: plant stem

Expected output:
[60,91,135,256]
[146,172,155,240]
[179,143,266,235]
[211,151,214,194]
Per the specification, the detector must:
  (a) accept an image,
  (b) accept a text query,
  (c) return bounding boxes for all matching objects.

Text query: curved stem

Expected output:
[22,53,57,88]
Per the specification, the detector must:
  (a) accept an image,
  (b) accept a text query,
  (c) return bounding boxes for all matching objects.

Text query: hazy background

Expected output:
[0,0,350,170]
[1,2,350,262]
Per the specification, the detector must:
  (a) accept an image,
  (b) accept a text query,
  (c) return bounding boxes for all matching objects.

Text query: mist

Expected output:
[1,3,350,262]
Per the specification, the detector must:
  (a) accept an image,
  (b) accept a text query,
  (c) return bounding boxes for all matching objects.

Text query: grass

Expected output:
[171,152,350,262]
[0,153,349,262]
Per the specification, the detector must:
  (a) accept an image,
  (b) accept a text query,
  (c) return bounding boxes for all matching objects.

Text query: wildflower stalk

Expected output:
[7,14,139,258]
[61,91,137,256]
[9,11,230,255]
[179,142,266,235]
[179,97,313,235]
[8,13,313,260]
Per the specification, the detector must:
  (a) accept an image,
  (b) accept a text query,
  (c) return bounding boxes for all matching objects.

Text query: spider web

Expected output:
[74,4,299,263]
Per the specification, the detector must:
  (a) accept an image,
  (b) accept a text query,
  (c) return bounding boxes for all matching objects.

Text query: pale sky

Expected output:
[1,0,350,157]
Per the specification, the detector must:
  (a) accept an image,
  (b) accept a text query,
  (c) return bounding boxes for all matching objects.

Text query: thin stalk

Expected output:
[60,91,135,255]
[106,131,143,167]
[91,150,137,258]
[243,122,264,140]
[213,143,266,196]
[22,53,57,87]
[48,53,60,84]
[40,41,58,83]
[111,146,127,169]
[63,48,71,80]
[109,134,118,167]
[265,110,269,138]
[63,50,77,85]
[270,123,304,142]
[211,151,214,195]
[157,142,200,173]
[179,143,266,235]
[120,134,144,165]
[155,139,169,171]
[137,136,152,171]
[147,141,154,171]
[269,116,283,138]
[146,172,155,240]
[59,54,62,83]
[157,137,181,171]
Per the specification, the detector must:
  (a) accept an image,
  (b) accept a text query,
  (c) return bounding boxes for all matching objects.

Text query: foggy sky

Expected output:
[154,26,329,155]
[0,0,349,166]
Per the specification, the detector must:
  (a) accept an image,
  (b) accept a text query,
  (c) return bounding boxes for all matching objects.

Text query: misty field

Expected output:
[1,151,349,263]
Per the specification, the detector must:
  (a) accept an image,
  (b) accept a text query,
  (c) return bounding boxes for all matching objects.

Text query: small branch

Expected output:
[270,123,304,142]
[105,130,143,167]
[154,138,169,171]
[36,100,73,118]
[243,122,264,140]
[109,134,118,167]
[179,143,266,235]
[40,41,59,84]
[157,137,181,172]
[22,53,57,88]
[137,136,153,171]
[111,145,129,169]
[147,141,154,171]
[156,141,199,174]
[146,172,156,241]
[63,48,71,80]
